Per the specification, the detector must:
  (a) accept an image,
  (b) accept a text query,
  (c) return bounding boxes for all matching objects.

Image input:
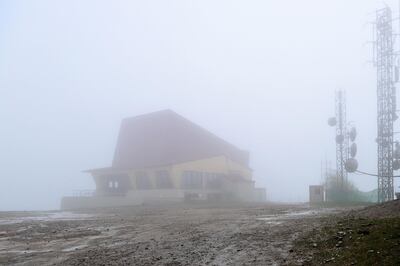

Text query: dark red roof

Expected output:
[111,110,250,169]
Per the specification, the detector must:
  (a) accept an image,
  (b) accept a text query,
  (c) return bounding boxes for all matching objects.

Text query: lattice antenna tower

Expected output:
[335,90,348,189]
[374,6,398,202]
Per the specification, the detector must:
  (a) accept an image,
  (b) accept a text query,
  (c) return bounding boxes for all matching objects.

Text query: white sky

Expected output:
[1,0,400,210]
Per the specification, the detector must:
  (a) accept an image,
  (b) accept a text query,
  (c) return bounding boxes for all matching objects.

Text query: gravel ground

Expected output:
[288,200,400,265]
[0,203,344,266]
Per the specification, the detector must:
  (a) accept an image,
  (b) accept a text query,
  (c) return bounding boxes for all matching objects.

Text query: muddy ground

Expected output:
[289,200,400,265]
[0,203,349,265]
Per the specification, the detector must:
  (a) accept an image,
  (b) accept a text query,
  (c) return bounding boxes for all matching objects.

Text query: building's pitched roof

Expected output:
[111,109,250,169]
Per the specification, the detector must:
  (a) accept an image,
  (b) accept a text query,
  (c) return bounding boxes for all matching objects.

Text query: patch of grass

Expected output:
[294,217,400,265]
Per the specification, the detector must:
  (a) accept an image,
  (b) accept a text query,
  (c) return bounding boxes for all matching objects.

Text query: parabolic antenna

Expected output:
[336,134,344,144]
[394,160,400,171]
[350,143,357,158]
[395,142,400,159]
[349,127,357,142]
[395,149,400,160]
[345,158,358,173]
[328,117,337,127]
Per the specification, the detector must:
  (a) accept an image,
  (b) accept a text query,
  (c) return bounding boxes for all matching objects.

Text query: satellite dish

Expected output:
[396,150,400,160]
[350,143,357,158]
[349,127,357,142]
[345,158,358,173]
[336,134,345,144]
[328,117,337,127]
[394,160,400,171]
[395,143,400,159]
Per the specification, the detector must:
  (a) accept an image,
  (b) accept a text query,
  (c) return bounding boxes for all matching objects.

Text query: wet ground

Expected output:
[0,203,343,265]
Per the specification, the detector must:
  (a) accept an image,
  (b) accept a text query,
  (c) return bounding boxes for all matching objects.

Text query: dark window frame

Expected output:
[136,172,152,190]
[155,170,173,189]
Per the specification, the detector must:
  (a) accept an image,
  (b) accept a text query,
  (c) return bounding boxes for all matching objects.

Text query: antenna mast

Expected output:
[375,7,396,202]
[335,90,348,188]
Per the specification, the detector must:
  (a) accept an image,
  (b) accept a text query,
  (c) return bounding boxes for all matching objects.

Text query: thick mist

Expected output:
[0,0,398,210]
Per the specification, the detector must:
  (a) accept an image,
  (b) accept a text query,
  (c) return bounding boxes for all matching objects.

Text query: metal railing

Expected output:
[71,190,95,197]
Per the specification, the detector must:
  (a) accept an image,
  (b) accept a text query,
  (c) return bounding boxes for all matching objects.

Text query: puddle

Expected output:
[0,249,53,254]
[262,220,284,225]
[257,209,335,224]
[62,244,88,252]
[0,212,95,225]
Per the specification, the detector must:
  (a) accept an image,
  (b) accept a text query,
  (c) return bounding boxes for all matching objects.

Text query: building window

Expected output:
[205,173,223,189]
[155,170,173,189]
[98,174,130,196]
[182,171,203,189]
[108,181,120,189]
[136,172,152,190]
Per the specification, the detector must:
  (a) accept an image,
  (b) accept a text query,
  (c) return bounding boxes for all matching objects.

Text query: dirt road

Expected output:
[0,203,341,265]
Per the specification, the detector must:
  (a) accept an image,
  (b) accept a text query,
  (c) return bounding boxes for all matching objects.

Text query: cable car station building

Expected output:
[61,110,265,209]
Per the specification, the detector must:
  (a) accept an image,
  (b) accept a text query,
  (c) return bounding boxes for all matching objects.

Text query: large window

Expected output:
[108,180,119,189]
[99,174,130,195]
[205,173,223,189]
[155,170,173,189]
[136,172,152,190]
[182,171,203,189]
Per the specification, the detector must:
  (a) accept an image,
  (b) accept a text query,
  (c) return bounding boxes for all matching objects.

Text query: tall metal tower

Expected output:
[375,7,396,202]
[335,90,348,188]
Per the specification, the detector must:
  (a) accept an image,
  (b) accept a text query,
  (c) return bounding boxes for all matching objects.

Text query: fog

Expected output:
[1,0,399,210]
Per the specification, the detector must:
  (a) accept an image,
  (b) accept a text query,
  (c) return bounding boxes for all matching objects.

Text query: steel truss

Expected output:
[375,7,396,202]
[335,90,348,188]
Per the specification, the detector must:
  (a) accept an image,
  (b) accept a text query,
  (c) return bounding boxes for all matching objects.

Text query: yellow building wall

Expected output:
[225,157,252,180]
[127,171,137,190]
[171,156,252,189]
[125,165,174,190]
[91,156,252,190]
